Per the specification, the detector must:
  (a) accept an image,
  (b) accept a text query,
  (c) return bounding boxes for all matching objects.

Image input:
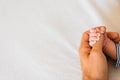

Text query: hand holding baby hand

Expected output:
[79,27,108,80]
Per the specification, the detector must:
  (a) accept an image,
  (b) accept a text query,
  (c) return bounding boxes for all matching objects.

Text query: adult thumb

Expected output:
[92,33,104,52]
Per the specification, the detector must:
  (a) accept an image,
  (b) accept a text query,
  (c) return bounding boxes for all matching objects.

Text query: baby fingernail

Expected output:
[90,33,98,37]
[92,41,96,44]
[96,37,100,41]
[100,27,106,33]
[89,41,96,47]
[90,28,96,33]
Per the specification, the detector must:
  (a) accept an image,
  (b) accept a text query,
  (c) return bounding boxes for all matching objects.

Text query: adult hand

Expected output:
[104,32,120,60]
[79,30,108,80]
[88,26,120,61]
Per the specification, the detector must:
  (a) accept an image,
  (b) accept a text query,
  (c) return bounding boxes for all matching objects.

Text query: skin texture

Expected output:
[79,26,120,80]
[89,27,120,60]
[79,30,108,80]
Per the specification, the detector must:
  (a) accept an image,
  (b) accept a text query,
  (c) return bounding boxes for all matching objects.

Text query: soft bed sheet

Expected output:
[0,0,120,80]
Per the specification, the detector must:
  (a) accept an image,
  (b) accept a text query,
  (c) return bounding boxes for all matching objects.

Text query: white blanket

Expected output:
[0,0,120,80]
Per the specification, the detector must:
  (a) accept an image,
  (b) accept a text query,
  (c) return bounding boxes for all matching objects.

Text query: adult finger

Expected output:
[92,33,104,52]
[107,32,120,43]
[79,31,91,57]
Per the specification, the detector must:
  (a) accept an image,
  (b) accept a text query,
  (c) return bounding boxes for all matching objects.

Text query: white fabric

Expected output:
[0,0,120,80]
